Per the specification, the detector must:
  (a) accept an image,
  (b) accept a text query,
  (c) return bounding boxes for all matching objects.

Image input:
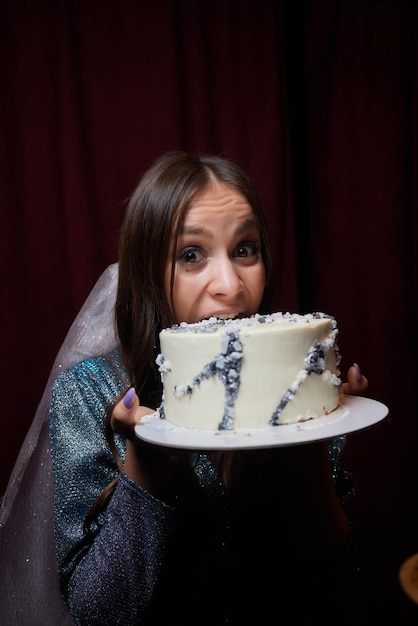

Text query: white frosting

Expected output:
[156,312,342,430]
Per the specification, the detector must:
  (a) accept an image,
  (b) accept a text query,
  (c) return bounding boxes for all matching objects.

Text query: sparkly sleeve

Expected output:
[49,357,177,624]
[68,471,176,625]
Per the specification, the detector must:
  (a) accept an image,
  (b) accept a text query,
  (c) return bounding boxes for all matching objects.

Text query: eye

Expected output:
[179,246,205,265]
[235,241,260,258]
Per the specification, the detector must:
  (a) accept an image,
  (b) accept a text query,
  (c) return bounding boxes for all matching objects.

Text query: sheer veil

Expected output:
[0,264,119,625]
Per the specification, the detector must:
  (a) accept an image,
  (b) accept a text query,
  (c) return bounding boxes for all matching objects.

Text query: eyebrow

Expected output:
[180,218,259,237]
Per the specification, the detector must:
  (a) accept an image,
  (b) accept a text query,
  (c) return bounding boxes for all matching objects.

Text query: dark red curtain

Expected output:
[1,0,417,620]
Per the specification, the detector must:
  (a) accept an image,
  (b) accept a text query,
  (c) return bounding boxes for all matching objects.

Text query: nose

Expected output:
[208,256,243,297]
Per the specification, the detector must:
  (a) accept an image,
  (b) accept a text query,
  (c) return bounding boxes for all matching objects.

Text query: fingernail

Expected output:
[353,363,362,381]
[123,387,135,408]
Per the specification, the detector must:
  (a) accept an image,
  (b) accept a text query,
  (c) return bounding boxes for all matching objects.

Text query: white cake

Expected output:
[156,312,342,430]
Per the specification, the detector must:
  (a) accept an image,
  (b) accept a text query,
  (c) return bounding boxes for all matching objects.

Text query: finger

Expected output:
[111,388,139,438]
[111,388,155,439]
[112,388,138,423]
[341,363,368,396]
[123,387,136,409]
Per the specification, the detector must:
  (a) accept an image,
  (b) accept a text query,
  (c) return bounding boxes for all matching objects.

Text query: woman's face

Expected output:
[166,181,266,324]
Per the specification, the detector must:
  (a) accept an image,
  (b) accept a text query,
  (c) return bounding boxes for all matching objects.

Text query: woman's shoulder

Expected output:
[52,349,129,407]
[56,349,125,381]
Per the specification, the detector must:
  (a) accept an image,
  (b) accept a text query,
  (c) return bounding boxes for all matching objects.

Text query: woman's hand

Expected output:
[111,389,172,496]
[341,363,368,396]
[111,387,155,440]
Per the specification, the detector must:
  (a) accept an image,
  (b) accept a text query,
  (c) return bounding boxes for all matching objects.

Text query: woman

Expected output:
[49,152,368,625]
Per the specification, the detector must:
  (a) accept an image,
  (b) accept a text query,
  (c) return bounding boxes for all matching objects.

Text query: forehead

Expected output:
[181,181,256,228]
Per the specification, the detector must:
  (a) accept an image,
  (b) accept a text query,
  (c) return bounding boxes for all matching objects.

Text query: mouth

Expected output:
[216,313,241,320]
[200,312,243,322]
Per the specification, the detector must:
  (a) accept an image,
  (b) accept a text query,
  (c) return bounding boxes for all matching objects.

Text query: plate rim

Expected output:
[134,395,389,450]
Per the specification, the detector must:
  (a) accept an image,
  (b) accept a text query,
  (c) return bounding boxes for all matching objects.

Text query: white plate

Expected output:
[134,395,388,450]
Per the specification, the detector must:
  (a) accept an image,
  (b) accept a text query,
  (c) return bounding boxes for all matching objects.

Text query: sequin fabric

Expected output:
[49,350,359,625]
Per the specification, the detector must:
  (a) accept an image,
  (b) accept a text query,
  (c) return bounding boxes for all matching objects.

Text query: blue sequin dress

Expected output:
[49,349,360,626]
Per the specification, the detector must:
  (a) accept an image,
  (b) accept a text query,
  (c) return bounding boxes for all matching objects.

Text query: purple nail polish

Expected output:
[353,363,362,381]
[123,387,135,408]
